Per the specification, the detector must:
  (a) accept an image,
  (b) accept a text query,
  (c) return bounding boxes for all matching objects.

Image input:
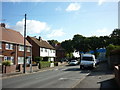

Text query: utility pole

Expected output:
[23,14,27,73]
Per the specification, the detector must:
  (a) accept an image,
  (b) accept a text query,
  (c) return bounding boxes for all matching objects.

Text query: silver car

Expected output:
[69,60,78,65]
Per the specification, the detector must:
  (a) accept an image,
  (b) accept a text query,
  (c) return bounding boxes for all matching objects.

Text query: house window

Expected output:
[4,56,14,64]
[50,49,52,53]
[19,45,24,51]
[27,47,31,52]
[53,50,55,53]
[45,49,47,52]
[18,57,24,64]
[41,48,43,52]
[0,42,2,49]
[5,43,13,50]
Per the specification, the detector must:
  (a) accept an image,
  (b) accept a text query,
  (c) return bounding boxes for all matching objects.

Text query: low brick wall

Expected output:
[114,65,120,88]
[26,66,39,72]
[108,55,120,69]
[2,65,16,74]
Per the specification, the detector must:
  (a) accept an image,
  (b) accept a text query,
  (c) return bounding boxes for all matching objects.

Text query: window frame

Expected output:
[5,43,13,50]
[19,45,24,51]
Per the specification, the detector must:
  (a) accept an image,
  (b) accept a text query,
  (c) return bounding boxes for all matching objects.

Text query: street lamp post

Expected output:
[23,14,27,73]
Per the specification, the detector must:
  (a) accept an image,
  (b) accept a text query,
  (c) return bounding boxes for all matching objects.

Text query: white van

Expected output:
[80,54,96,69]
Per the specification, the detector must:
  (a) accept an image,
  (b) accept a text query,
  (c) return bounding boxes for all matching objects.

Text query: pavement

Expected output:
[1,62,68,79]
[74,61,119,89]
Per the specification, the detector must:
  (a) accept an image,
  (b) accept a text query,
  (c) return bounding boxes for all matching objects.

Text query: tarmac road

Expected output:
[2,65,90,88]
[74,61,119,89]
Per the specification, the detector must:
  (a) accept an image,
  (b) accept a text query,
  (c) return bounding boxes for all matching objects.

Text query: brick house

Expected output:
[55,43,66,62]
[0,23,32,66]
[27,36,56,62]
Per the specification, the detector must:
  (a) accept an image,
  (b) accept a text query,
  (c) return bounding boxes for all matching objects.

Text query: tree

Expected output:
[61,39,74,58]
[47,40,59,47]
[72,34,90,53]
[99,36,111,48]
[88,36,100,58]
[110,29,120,45]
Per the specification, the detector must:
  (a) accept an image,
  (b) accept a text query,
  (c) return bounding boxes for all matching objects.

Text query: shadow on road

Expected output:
[88,62,114,76]
[98,78,119,89]
[64,68,80,71]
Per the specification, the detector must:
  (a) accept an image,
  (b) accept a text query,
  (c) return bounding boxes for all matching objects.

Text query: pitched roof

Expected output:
[55,44,65,51]
[27,36,55,49]
[0,26,31,46]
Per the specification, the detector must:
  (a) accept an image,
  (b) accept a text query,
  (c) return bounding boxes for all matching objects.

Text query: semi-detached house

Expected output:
[0,23,32,66]
[27,36,56,62]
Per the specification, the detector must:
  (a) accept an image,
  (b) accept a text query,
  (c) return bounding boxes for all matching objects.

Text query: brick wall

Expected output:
[2,65,16,74]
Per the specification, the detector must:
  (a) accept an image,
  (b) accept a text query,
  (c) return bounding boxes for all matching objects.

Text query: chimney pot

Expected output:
[39,36,42,41]
[0,23,5,28]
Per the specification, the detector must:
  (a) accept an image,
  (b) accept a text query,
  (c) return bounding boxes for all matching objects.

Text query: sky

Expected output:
[1,0,118,42]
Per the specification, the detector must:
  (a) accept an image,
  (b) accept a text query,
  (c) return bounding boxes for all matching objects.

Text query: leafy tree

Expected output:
[72,34,88,53]
[47,40,59,47]
[110,29,120,45]
[88,36,100,58]
[61,39,74,54]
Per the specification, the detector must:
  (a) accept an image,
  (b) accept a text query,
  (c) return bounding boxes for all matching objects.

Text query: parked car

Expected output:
[80,54,96,69]
[69,60,78,65]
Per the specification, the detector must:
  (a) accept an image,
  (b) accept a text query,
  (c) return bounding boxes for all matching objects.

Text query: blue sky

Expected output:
[2,1,118,42]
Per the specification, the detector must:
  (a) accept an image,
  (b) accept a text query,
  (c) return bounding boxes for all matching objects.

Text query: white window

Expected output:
[5,43,13,50]
[0,42,2,49]
[27,47,31,52]
[18,57,24,64]
[45,49,47,52]
[53,50,55,53]
[41,48,43,52]
[50,49,52,53]
[19,45,24,51]
[4,56,14,64]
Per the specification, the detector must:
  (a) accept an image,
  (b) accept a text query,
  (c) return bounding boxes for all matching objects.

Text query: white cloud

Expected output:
[66,3,81,12]
[96,28,107,33]
[95,28,111,36]
[47,28,65,38]
[10,19,50,35]
[98,0,106,5]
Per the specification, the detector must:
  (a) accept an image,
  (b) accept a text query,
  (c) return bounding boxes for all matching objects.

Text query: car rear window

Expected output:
[82,57,93,61]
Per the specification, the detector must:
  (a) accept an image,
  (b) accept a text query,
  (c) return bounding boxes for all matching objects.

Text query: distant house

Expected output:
[55,43,66,61]
[27,36,56,62]
[73,51,80,58]
[0,23,32,66]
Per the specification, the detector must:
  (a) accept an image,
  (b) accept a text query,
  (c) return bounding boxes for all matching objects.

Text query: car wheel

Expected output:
[80,65,84,69]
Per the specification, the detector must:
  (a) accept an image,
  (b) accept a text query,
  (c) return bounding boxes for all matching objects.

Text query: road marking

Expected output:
[58,78,68,80]
[71,73,90,88]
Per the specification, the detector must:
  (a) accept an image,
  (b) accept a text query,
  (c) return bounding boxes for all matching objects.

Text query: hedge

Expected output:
[40,61,50,68]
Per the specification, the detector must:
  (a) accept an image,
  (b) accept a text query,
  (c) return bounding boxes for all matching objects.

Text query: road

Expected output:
[75,61,119,89]
[2,65,90,88]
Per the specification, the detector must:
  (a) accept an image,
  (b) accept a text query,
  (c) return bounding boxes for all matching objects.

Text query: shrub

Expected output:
[39,61,50,68]
[34,57,43,63]
[54,61,58,66]
[2,61,11,66]
[106,44,120,57]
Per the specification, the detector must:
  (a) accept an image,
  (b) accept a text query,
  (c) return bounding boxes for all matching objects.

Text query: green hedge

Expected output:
[2,61,11,66]
[106,44,120,57]
[40,61,50,68]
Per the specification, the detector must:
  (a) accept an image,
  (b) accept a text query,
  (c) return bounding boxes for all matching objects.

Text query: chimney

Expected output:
[39,36,42,42]
[0,23,5,28]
